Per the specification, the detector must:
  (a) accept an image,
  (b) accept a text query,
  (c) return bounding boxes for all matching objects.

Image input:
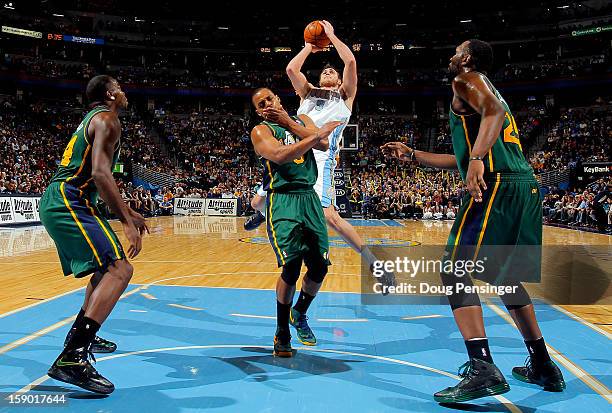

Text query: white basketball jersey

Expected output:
[297,88,351,206]
[297,88,351,161]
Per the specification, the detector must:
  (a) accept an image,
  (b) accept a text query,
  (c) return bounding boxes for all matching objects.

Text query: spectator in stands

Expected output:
[422,201,434,220]
[445,201,457,220]
[159,188,174,216]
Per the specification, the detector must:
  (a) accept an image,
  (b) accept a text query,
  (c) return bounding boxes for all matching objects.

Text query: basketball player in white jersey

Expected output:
[246,21,392,283]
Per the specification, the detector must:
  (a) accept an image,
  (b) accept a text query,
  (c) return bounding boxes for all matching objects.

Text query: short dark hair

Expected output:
[466,39,493,73]
[321,63,342,80]
[86,75,115,103]
[251,87,270,99]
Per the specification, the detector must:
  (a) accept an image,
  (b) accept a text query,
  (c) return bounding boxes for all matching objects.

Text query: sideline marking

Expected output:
[231,313,275,320]
[168,304,204,311]
[401,314,444,320]
[0,287,85,319]
[550,304,611,338]
[0,285,146,356]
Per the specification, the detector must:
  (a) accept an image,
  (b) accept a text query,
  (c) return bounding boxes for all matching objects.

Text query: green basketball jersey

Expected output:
[51,106,121,199]
[449,75,533,180]
[259,118,318,193]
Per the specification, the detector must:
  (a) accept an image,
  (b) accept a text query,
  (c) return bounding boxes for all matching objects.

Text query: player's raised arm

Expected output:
[381,142,458,170]
[90,113,142,258]
[252,113,340,165]
[286,43,315,100]
[250,124,317,165]
[320,20,357,102]
[297,114,330,151]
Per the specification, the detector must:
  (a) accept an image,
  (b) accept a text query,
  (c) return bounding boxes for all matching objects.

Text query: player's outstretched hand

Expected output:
[262,107,291,125]
[320,20,335,38]
[318,121,343,139]
[122,222,142,259]
[466,159,487,202]
[129,208,150,236]
[380,142,412,161]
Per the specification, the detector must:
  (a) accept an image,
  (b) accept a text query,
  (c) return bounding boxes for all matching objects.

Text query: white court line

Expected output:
[10,374,50,397]
[0,287,85,319]
[140,293,157,300]
[129,310,147,313]
[10,344,522,413]
[549,303,611,338]
[167,304,204,311]
[230,313,275,320]
[485,300,611,404]
[401,315,444,320]
[0,317,76,355]
[0,285,146,356]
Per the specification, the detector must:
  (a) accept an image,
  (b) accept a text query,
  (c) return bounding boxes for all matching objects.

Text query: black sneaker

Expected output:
[47,347,115,394]
[91,336,117,353]
[65,331,117,354]
[273,330,293,358]
[512,358,566,392]
[434,358,510,403]
[244,211,265,231]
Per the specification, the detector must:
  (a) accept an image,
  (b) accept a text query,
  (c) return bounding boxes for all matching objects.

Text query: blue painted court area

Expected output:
[0,285,609,412]
[346,219,404,227]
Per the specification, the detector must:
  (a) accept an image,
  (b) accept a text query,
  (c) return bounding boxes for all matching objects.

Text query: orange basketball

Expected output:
[304,21,330,49]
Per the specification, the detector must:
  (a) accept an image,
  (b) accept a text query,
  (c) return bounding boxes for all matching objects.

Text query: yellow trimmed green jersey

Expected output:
[449,75,533,180]
[51,106,121,201]
[259,117,318,193]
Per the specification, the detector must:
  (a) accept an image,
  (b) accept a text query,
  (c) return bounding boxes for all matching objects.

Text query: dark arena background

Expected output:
[0,1,610,412]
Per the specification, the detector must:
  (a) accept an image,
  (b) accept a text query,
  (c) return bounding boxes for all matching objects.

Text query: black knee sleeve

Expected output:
[500,283,532,311]
[440,271,482,311]
[280,258,302,286]
[304,253,329,284]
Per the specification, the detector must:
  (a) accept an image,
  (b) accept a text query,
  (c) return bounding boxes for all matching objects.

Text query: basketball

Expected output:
[304,20,330,49]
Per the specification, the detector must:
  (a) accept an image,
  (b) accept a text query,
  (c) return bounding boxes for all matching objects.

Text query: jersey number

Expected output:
[294,156,304,164]
[60,135,78,167]
[503,113,522,150]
